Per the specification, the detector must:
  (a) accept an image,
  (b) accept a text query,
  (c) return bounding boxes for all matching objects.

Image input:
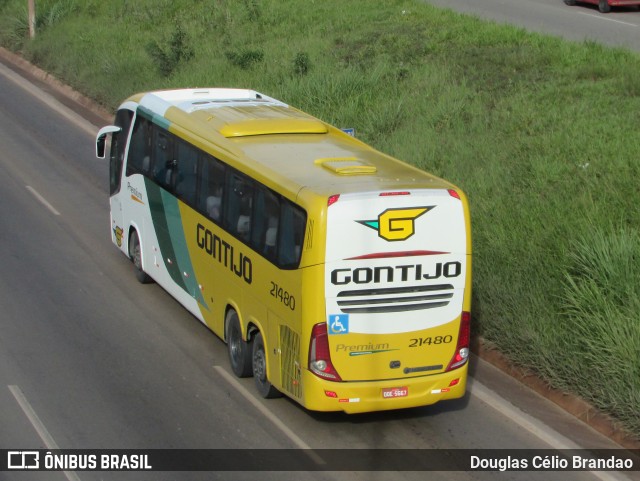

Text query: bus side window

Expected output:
[278,201,306,268]
[224,171,254,242]
[127,116,151,177]
[197,154,225,222]
[174,140,198,206]
[153,129,175,190]
[251,187,280,261]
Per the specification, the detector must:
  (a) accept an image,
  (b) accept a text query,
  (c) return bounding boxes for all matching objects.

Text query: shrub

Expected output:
[224,48,264,69]
[146,23,194,77]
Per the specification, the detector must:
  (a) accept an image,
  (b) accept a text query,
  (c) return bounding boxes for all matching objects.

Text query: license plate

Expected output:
[382,387,408,398]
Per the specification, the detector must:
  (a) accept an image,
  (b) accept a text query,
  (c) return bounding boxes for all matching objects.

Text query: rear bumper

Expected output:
[300,364,468,413]
[606,0,640,5]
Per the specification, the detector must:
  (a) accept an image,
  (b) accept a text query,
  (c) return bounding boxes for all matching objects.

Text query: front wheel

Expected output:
[599,0,611,12]
[226,310,253,378]
[129,231,152,284]
[252,332,282,399]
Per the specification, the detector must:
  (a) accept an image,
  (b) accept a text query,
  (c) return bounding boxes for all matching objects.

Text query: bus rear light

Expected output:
[446,311,470,371]
[448,189,461,200]
[380,191,410,196]
[325,390,338,398]
[309,323,342,381]
[449,378,460,387]
[327,195,340,206]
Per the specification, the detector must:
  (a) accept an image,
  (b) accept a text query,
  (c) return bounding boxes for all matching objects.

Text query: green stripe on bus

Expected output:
[160,189,208,309]
[146,179,185,291]
[146,179,207,310]
[145,179,209,309]
[138,106,171,131]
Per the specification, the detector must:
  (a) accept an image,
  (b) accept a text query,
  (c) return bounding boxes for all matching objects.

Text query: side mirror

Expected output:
[95,125,121,158]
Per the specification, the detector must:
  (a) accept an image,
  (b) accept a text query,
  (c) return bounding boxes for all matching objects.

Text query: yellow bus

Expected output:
[96,88,472,413]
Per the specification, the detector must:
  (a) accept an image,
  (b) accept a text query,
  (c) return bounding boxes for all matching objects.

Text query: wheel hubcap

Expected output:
[134,245,142,269]
[254,350,266,380]
[230,337,240,360]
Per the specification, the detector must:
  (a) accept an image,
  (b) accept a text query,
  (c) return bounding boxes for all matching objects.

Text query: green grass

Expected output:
[1,0,639,437]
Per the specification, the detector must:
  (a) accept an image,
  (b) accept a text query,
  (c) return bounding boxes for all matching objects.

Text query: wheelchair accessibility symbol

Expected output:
[329,314,349,335]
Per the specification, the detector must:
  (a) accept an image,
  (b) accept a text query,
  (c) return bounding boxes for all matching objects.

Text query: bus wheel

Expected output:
[226,310,252,378]
[598,0,611,12]
[129,231,152,284]
[252,332,282,399]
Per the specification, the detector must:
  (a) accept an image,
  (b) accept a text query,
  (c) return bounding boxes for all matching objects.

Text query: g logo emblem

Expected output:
[357,207,433,241]
[113,226,124,247]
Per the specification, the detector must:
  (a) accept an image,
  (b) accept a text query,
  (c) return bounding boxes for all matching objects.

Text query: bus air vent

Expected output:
[279,325,302,399]
[220,118,328,137]
[316,157,377,175]
[336,284,454,313]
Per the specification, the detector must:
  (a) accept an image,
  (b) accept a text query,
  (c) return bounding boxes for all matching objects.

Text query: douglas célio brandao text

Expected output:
[470,454,635,471]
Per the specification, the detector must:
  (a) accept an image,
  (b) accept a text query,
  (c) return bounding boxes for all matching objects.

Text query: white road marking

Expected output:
[213,365,326,466]
[216,363,633,477]
[577,11,638,27]
[9,385,82,481]
[26,185,61,216]
[0,61,98,136]
[469,381,632,481]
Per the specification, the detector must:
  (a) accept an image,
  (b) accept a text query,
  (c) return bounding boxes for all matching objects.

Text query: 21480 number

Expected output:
[270,282,296,310]
[409,335,452,348]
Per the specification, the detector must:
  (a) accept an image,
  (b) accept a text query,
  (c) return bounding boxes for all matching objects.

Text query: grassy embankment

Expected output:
[1,0,638,437]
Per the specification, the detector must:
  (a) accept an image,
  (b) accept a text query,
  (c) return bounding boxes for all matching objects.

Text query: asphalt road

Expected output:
[421,0,640,51]
[0,57,635,481]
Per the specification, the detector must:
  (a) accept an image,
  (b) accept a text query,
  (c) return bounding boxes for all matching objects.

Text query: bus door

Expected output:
[97,109,133,251]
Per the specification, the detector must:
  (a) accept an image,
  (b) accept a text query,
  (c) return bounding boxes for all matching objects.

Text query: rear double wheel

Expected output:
[252,332,281,399]
[226,310,253,378]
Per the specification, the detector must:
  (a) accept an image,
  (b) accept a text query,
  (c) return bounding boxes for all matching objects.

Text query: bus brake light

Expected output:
[379,191,410,196]
[446,312,470,371]
[309,323,342,381]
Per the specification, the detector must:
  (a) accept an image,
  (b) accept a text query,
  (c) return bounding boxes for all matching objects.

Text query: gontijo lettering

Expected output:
[331,261,462,285]
[196,223,252,284]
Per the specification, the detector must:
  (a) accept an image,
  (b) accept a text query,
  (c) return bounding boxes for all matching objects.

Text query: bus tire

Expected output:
[598,0,610,12]
[252,332,282,399]
[129,231,152,284]
[226,310,253,378]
